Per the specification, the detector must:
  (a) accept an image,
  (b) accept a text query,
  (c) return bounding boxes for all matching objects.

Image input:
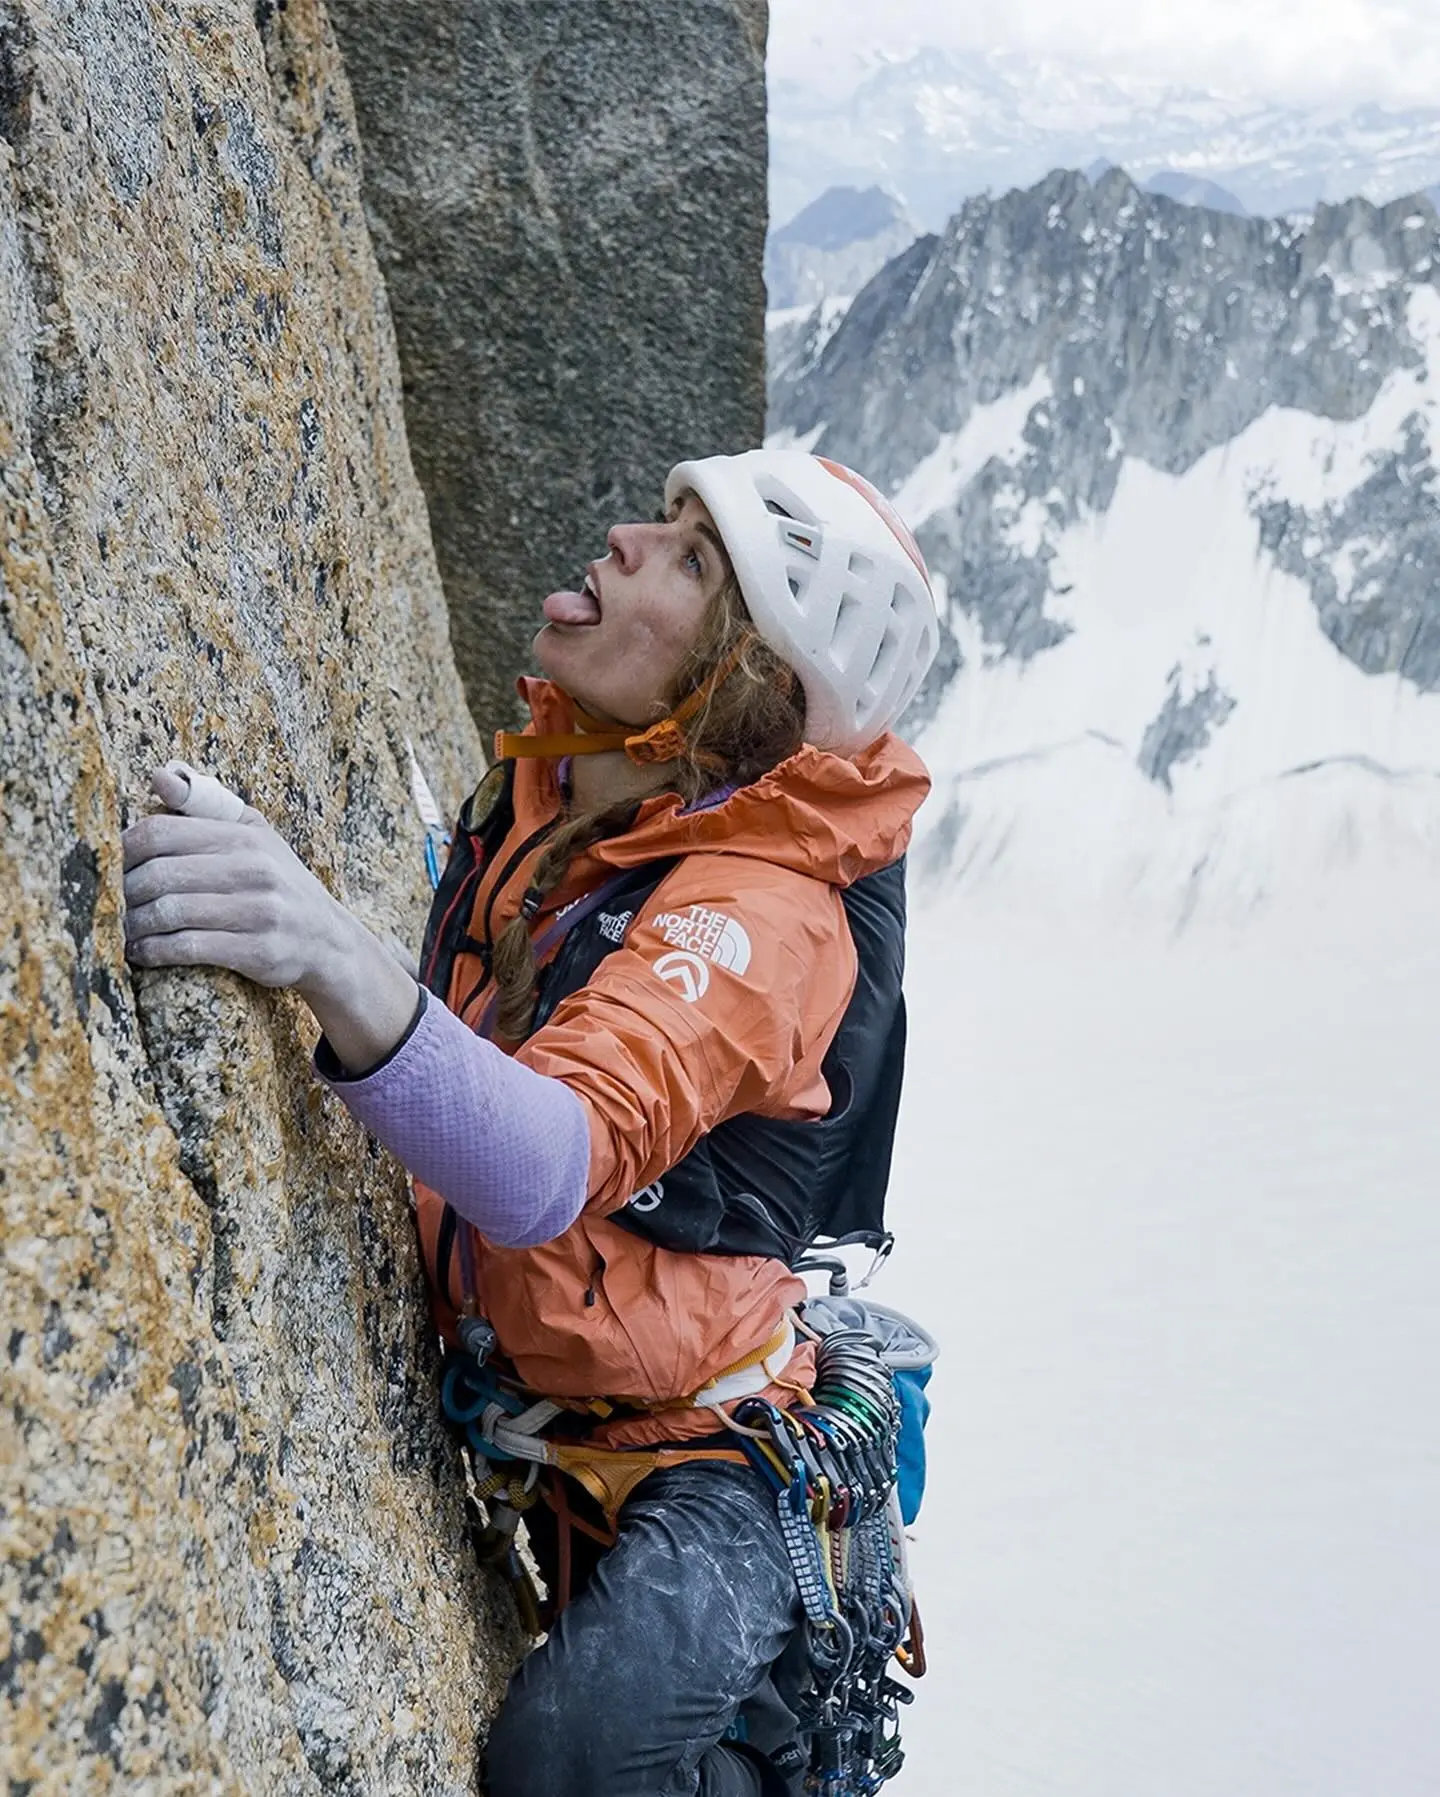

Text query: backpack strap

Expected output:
[418,760,518,1001]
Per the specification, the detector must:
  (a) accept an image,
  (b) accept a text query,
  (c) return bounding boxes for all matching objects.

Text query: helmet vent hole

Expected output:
[788,575,802,599]
[779,521,822,561]
[867,621,903,696]
[848,551,874,578]
[831,591,866,660]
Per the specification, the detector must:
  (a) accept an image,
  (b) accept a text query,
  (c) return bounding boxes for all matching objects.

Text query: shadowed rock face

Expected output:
[1,3,523,1790]
[328,0,770,730]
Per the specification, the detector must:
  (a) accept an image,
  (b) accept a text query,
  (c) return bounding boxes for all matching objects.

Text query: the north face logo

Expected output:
[628,1180,664,1213]
[650,905,752,974]
[597,909,633,945]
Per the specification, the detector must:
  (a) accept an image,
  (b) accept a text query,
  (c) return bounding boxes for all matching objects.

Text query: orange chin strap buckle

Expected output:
[494,645,745,768]
[619,718,689,764]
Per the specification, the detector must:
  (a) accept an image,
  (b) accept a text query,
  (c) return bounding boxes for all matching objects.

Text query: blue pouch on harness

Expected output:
[892,1361,932,1525]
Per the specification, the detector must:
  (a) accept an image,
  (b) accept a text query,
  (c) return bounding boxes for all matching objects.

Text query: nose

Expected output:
[605,519,658,574]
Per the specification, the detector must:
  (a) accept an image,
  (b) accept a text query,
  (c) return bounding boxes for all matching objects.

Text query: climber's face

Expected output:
[535,493,731,727]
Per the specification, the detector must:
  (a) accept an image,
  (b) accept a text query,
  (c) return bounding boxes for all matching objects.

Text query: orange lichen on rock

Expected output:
[0,4,523,1790]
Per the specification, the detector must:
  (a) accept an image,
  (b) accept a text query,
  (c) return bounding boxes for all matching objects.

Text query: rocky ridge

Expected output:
[773,169,1440,701]
[770,169,1440,915]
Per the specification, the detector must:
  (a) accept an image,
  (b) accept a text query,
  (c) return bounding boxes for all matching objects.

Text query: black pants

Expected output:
[485,1460,804,1796]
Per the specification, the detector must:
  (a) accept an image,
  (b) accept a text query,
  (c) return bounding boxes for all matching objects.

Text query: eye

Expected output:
[683,544,704,578]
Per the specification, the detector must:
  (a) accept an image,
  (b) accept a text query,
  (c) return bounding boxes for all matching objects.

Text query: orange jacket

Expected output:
[415,678,930,1448]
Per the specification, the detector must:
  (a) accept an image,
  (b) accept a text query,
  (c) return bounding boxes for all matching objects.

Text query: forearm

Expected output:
[297,907,426,1073]
[314,989,590,1248]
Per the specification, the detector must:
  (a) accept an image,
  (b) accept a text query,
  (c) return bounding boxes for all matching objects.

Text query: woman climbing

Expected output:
[123,449,939,1795]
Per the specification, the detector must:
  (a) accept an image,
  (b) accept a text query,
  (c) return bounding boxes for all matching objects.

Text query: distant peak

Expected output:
[1144,170,1248,216]
[774,184,917,251]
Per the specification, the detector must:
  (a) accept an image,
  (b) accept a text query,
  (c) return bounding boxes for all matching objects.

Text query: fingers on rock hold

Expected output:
[161,761,248,823]
[126,927,245,972]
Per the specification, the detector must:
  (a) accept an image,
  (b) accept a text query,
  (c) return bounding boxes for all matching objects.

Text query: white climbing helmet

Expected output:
[665,449,941,755]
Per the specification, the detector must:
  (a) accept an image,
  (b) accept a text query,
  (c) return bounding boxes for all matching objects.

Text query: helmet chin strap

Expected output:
[494,645,744,770]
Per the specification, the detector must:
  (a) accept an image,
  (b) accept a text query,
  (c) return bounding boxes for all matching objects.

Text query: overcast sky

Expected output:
[768,0,1440,109]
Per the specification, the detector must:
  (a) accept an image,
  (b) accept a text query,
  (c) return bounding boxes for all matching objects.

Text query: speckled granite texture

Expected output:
[0,3,525,1789]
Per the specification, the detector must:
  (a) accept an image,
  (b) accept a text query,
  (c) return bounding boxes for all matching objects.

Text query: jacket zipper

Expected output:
[584,1248,606,1308]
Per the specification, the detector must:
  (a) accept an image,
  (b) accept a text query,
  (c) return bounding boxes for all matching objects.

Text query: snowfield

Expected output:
[914,286,1440,928]
[886,891,1440,1796]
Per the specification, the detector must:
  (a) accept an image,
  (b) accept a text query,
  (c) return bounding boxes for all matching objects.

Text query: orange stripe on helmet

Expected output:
[816,457,931,589]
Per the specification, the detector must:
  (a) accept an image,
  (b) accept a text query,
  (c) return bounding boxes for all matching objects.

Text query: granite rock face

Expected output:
[328,0,770,730]
[1,4,523,1792]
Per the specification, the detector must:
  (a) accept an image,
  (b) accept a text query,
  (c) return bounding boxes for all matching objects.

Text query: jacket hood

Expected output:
[511,678,931,887]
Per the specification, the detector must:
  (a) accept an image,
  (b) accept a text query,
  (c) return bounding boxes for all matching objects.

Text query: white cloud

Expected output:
[769,0,1440,110]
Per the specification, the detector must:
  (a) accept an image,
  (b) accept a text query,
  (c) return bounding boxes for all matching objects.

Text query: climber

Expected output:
[122,449,939,1796]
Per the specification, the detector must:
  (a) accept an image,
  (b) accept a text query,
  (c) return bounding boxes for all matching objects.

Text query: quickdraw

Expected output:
[729,1325,922,1795]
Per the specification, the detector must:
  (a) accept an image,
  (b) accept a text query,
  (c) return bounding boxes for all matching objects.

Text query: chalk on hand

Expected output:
[163,761,248,823]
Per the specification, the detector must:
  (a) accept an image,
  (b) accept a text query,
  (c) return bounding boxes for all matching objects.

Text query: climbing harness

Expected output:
[440,1313,795,1514]
[437,1292,934,1792]
[438,1314,789,1619]
[442,1302,931,1793]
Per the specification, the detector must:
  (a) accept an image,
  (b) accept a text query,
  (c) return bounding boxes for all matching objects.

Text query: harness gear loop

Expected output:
[493,644,747,767]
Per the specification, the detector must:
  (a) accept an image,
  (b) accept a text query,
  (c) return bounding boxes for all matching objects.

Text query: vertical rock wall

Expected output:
[327,0,770,728]
[0,4,523,1791]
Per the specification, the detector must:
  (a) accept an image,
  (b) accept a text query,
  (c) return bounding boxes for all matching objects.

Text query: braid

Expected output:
[489,799,640,1042]
[489,571,807,1042]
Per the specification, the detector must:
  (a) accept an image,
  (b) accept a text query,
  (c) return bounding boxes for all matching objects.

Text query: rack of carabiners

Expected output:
[732,1326,917,1795]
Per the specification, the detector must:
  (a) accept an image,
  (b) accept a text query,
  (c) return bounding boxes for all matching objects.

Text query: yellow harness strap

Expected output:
[549,1443,752,1526]
[539,1317,799,1522]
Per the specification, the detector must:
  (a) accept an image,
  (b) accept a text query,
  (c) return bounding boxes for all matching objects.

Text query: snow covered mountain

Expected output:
[765,184,919,310]
[769,169,1440,924]
[769,49,1440,230]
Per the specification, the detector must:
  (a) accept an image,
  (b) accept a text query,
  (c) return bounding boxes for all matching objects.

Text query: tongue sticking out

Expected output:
[543,587,601,627]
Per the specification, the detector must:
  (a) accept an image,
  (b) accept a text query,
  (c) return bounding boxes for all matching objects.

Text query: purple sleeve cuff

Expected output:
[315,989,590,1249]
